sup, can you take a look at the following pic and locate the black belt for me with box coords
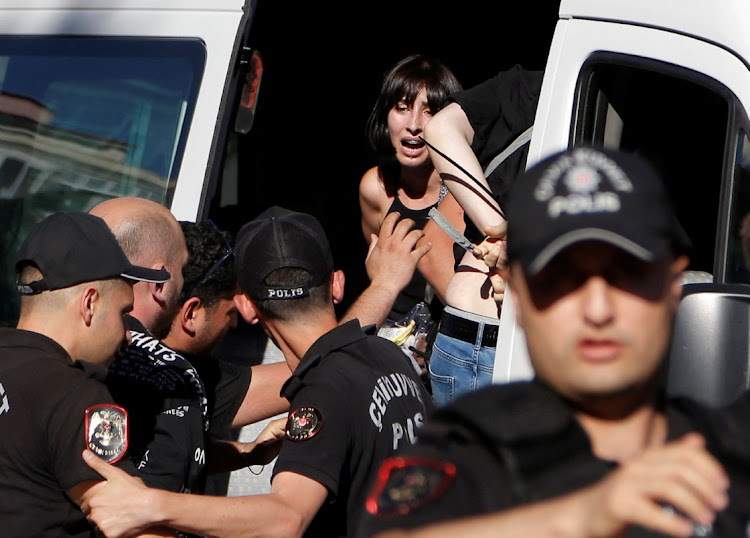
[439,310,499,348]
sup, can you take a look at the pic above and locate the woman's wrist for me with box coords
[240,441,266,475]
[240,441,254,465]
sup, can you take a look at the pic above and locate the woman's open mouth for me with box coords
[401,138,425,157]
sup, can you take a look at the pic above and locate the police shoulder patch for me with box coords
[85,404,129,463]
[286,406,323,441]
[365,456,456,517]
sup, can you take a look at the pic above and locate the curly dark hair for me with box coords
[180,220,236,309]
[365,54,462,195]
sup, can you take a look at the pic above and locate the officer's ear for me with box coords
[669,255,690,313]
[235,293,260,325]
[331,270,345,305]
[79,285,100,327]
[179,296,203,336]
[149,263,171,306]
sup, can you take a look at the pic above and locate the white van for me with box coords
[495,0,750,406]
[3,1,750,407]
[0,0,261,326]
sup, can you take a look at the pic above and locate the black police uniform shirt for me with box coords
[106,316,208,493]
[448,64,543,246]
[358,381,750,537]
[273,320,435,538]
[0,328,137,537]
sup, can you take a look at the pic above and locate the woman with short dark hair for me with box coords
[359,54,464,323]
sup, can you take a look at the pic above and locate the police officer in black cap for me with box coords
[81,206,435,538]
[0,212,169,536]
[357,147,750,537]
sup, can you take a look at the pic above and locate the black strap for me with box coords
[419,136,504,219]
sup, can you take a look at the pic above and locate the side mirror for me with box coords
[234,48,263,134]
[666,283,750,407]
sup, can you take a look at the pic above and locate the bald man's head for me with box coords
[89,197,188,339]
[90,198,184,267]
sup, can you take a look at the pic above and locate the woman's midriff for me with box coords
[444,252,501,318]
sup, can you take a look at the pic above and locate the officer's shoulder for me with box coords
[423,382,576,445]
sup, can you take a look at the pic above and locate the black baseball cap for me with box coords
[507,146,691,274]
[235,206,334,300]
[16,212,170,295]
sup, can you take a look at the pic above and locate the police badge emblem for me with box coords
[85,404,128,463]
[286,406,323,441]
[366,456,456,516]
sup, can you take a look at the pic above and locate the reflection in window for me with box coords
[0,38,205,326]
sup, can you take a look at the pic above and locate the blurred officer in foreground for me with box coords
[358,147,750,537]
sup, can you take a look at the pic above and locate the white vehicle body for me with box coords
[529,0,750,164]
[495,0,750,406]
[0,0,256,325]
[0,0,249,219]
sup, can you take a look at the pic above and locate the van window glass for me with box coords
[727,131,750,283]
[575,57,729,277]
[0,38,205,326]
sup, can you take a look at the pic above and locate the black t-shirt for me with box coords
[272,320,435,537]
[358,381,750,537]
[106,316,207,493]
[385,199,433,321]
[187,353,253,440]
[385,195,445,322]
[184,353,253,499]
[0,328,137,537]
[449,64,543,243]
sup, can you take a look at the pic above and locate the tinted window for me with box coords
[728,130,750,283]
[574,55,730,276]
[0,38,205,326]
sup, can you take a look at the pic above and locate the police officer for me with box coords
[89,197,429,499]
[357,147,750,537]
[81,206,435,538]
[0,212,168,536]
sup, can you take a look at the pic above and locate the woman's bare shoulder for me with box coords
[359,166,389,207]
